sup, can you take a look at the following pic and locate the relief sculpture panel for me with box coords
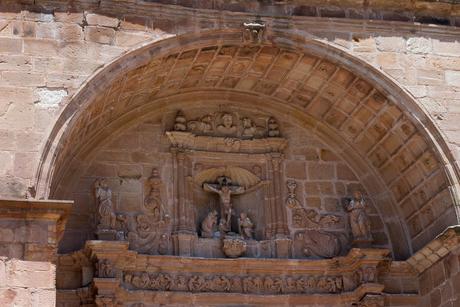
[76,106,384,261]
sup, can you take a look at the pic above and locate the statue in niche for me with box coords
[346,191,372,241]
[238,212,254,240]
[94,179,116,230]
[216,113,237,136]
[203,176,245,233]
[201,210,218,238]
[144,168,163,218]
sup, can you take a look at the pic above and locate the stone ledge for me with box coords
[0,198,73,261]
[406,225,460,274]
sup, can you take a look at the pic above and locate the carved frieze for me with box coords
[123,271,344,294]
[170,110,282,140]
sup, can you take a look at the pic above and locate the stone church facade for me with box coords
[0,1,460,306]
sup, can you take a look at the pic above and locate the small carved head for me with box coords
[353,191,363,200]
[221,113,233,128]
[151,168,159,177]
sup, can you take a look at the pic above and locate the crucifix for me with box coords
[203,176,245,233]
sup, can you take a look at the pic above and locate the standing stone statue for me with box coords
[94,179,116,230]
[346,191,372,241]
[203,176,245,233]
[238,212,254,240]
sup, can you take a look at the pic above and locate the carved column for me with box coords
[171,148,196,256]
[265,157,277,239]
[271,153,289,237]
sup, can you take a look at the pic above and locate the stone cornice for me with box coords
[0,198,73,221]
[5,0,460,34]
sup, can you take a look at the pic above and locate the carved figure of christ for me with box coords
[203,181,245,231]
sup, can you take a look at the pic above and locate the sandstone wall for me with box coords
[0,257,56,307]
[0,2,459,203]
[61,110,389,253]
[418,246,460,307]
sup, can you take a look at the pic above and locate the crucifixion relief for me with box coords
[203,176,245,234]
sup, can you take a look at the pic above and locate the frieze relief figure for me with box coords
[346,191,373,242]
[216,113,238,136]
[97,259,115,278]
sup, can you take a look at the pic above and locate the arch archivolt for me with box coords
[37,29,459,259]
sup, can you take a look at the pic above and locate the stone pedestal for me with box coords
[96,229,118,241]
[275,238,291,258]
[172,233,196,256]
[352,239,373,248]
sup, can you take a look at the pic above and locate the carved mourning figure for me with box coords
[238,212,254,239]
[94,179,116,230]
[346,191,372,241]
[201,210,218,238]
[144,168,162,217]
[203,176,245,233]
[216,113,237,136]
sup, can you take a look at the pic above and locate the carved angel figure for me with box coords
[346,191,372,241]
[94,179,116,230]
[238,212,254,239]
[201,210,218,238]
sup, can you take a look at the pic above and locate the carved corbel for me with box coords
[243,18,266,44]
